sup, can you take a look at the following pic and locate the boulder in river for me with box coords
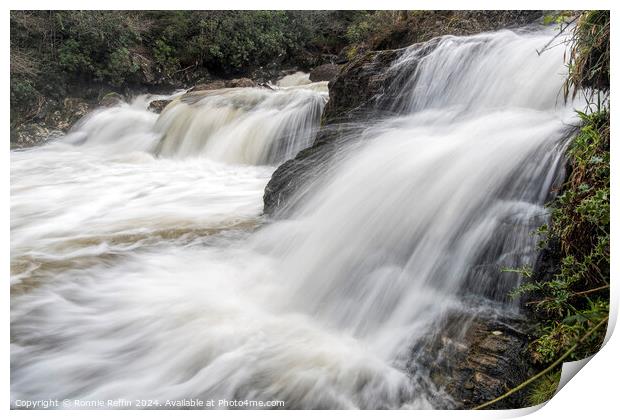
[10,123,64,149]
[99,92,125,107]
[227,77,256,88]
[45,97,92,132]
[188,78,257,92]
[10,96,93,148]
[309,63,341,83]
[148,99,172,114]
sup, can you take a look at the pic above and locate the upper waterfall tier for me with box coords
[155,82,328,165]
[54,78,328,167]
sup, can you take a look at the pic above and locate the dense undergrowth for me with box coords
[10,10,541,131]
[9,11,378,124]
[510,10,610,406]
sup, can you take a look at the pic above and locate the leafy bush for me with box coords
[10,78,40,115]
[58,39,94,74]
[153,39,179,78]
[100,47,141,87]
[10,11,365,96]
[345,11,404,45]
[11,10,381,126]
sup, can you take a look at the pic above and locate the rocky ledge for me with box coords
[10,97,93,149]
[412,310,537,409]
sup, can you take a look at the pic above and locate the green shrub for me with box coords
[153,39,179,78]
[100,47,140,87]
[58,39,94,74]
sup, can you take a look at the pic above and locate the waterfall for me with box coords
[156,83,327,164]
[385,30,570,113]
[56,81,327,165]
[11,28,580,409]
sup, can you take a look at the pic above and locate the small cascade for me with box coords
[155,83,327,164]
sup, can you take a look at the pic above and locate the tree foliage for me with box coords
[10,10,369,123]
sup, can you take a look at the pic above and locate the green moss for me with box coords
[345,46,359,61]
[527,370,561,406]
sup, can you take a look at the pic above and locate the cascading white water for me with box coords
[387,30,569,113]
[11,29,581,409]
[10,80,327,289]
[156,82,327,164]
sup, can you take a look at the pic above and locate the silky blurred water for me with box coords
[11,28,580,408]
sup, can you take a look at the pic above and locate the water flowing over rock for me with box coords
[188,77,257,92]
[155,81,328,165]
[147,99,172,114]
[263,28,579,406]
[264,29,572,214]
[11,27,582,409]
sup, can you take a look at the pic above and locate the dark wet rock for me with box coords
[10,123,64,149]
[188,78,256,92]
[322,49,403,124]
[11,97,93,148]
[309,63,341,83]
[411,310,537,409]
[227,77,256,88]
[148,99,172,114]
[264,133,340,216]
[44,97,92,132]
[99,92,124,107]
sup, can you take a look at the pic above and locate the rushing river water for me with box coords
[11,27,580,408]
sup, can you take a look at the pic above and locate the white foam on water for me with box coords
[11,28,582,408]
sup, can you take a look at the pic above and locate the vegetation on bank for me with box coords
[10,10,369,125]
[507,10,610,407]
[10,10,542,132]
